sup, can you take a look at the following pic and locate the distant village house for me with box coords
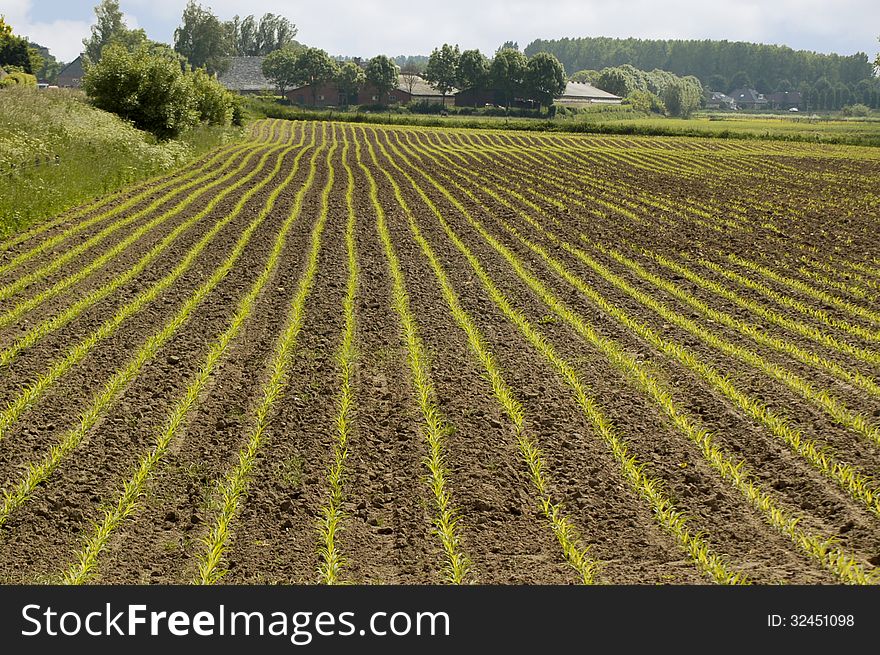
[57,56,84,88]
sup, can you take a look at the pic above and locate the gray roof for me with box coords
[218,56,271,92]
[58,56,84,79]
[561,82,620,100]
[730,88,767,103]
[398,75,455,97]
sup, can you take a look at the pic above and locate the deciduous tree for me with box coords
[173,1,231,75]
[262,47,300,95]
[490,47,527,108]
[83,0,147,64]
[424,43,459,106]
[524,52,566,109]
[365,55,398,105]
[336,61,365,105]
[457,49,489,92]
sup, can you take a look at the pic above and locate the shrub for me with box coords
[84,44,199,138]
[0,71,37,88]
[626,90,665,114]
[191,68,233,126]
[841,103,871,117]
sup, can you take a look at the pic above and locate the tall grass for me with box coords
[0,87,242,236]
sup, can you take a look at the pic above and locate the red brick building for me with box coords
[286,75,446,107]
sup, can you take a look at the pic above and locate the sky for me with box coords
[3,0,879,65]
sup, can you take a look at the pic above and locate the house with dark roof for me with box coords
[706,91,737,110]
[767,91,802,110]
[218,56,271,94]
[286,75,450,107]
[57,56,84,88]
[729,88,768,110]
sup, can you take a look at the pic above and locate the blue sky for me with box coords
[5,0,880,65]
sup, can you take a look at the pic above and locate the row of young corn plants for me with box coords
[725,253,880,327]
[0,134,298,341]
[382,127,876,583]
[0,124,276,286]
[367,127,617,584]
[374,126,747,584]
[514,132,862,246]
[0,128,313,446]
[0,122,267,261]
[487,134,754,235]
[421,131,880,357]
[797,255,880,295]
[0,133,283,307]
[401,132,880,517]
[695,257,880,346]
[430,131,744,236]
[352,129,471,585]
[599,248,880,401]
[316,128,358,585]
[58,122,320,586]
[195,126,333,585]
[0,131,317,530]
[794,265,877,302]
[0,129,305,365]
[638,249,880,368]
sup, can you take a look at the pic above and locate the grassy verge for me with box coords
[247,98,880,147]
[0,87,243,237]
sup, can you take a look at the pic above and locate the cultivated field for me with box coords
[0,118,879,584]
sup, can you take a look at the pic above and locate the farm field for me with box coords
[0,118,879,585]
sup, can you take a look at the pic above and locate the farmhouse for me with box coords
[729,87,768,110]
[217,56,272,94]
[57,56,84,88]
[705,91,737,110]
[767,90,802,110]
[555,82,622,106]
[286,75,450,107]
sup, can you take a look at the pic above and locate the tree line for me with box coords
[525,36,875,93]
[260,42,568,111]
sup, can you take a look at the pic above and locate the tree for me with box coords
[83,0,147,64]
[705,73,727,92]
[729,70,752,91]
[490,47,528,108]
[173,1,231,75]
[262,47,299,95]
[663,76,703,117]
[0,17,36,73]
[400,65,420,95]
[497,41,519,54]
[457,49,489,92]
[595,66,644,97]
[83,44,199,138]
[228,13,298,56]
[571,69,599,85]
[336,61,365,105]
[775,78,792,92]
[365,55,398,106]
[424,43,459,106]
[29,42,61,83]
[291,47,337,105]
[524,52,566,110]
